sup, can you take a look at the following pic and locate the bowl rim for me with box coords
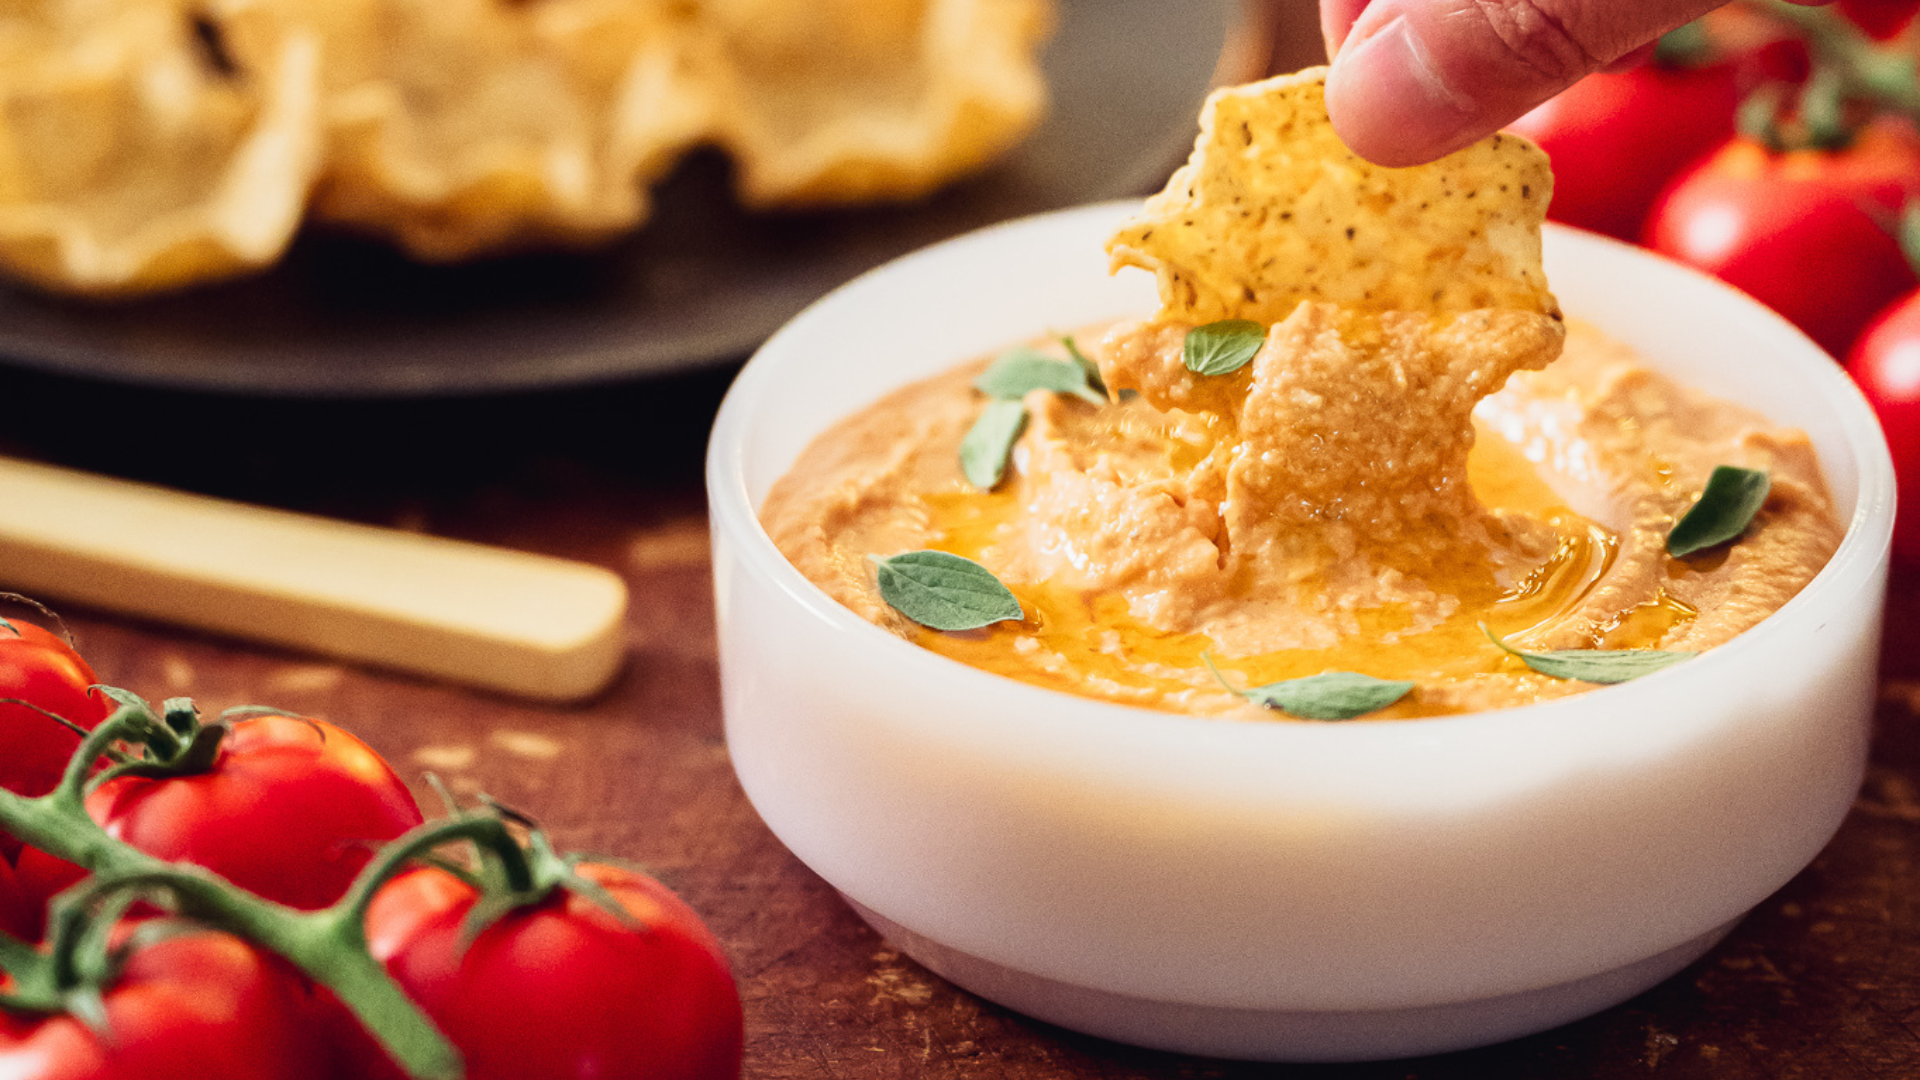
[705,200,1897,750]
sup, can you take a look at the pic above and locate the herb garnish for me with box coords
[973,346,1106,406]
[1182,320,1266,376]
[959,399,1028,489]
[1667,465,1771,557]
[1481,623,1695,684]
[961,340,1108,490]
[871,550,1023,631]
[1203,653,1413,720]
[1061,334,1106,396]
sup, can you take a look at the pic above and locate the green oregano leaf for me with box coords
[1182,320,1265,376]
[871,550,1023,631]
[1667,465,1771,557]
[964,340,1106,489]
[1060,333,1105,394]
[1482,624,1696,685]
[1203,653,1412,720]
[974,346,1106,406]
[959,399,1029,490]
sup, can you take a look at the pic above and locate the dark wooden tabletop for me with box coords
[1,358,1916,1080]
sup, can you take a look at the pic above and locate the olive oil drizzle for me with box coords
[912,419,1694,719]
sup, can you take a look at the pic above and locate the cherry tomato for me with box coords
[354,863,744,1080]
[8,848,68,941]
[1645,121,1920,357]
[1847,288,1920,563]
[1507,62,1741,241]
[0,621,108,802]
[0,926,334,1080]
[0,621,109,867]
[16,715,422,913]
[1838,0,1920,38]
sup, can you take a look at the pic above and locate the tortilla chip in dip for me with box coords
[759,71,1841,721]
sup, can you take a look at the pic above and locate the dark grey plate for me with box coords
[0,0,1258,397]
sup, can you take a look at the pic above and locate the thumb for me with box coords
[1323,0,1728,166]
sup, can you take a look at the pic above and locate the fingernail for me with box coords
[1326,15,1481,165]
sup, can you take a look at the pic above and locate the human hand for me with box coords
[1318,0,1828,165]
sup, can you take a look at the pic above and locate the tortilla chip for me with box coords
[1107,67,1558,325]
[0,0,322,295]
[305,0,697,261]
[0,0,1054,291]
[700,0,1051,207]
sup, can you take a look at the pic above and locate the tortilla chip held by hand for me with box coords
[1107,67,1559,325]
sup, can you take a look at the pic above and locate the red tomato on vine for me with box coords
[1837,0,1920,38]
[16,714,423,914]
[1848,287,1920,563]
[1507,61,1742,241]
[0,926,334,1080]
[355,863,744,1080]
[0,620,108,802]
[0,618,109,868]
[1645,120,1920,357]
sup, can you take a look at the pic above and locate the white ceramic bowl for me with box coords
[706,203,1896,1062]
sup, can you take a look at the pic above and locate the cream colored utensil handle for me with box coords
[0,456,627,702]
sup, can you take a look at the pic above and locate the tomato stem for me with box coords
[0,929,47,1010]
[0,698,94,740]
[42,865,463,1079]
[1653,20,1715,68]
[1736,83,1791,151]
[0,593,79,647]
[1750,0,1920,137]
[0,932,36,971]
[335,812,527,933]
[0,689,465,1080]
[1801,66,1853,148]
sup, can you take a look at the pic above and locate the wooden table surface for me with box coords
[1,359,1917,1080]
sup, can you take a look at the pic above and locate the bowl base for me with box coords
[846,898,1739,1063]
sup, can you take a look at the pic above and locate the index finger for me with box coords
[1320,0,1373,58]
[1322,0,1729,165]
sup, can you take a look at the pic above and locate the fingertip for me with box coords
[1325,12,1484,167]
[1320,0,1374,61]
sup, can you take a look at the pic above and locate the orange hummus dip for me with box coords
[757,71,1843,720]
[758,319,1842,720]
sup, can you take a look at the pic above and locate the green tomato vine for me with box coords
[0,690,596,1080]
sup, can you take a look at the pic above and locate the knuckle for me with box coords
[1463,0,1600,83]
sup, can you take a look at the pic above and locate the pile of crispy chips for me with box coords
[0,0,1051,295]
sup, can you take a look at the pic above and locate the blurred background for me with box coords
[0,0,1323,515]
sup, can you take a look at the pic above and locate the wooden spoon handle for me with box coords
[0,456,627,702]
